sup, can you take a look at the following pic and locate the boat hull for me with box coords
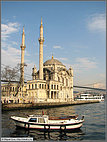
[12,119,84,131]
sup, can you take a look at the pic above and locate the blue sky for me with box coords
[1,1,106,88]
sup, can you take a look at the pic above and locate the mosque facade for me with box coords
[1,18,74,103]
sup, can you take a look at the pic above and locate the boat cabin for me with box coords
[28,115,48,123]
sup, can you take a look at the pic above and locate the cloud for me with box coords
[12,41,18,45]
[87,13,106,32]
[43,44,47,47]
[1,47,21,67]
[93,83,105,89]
[58,58,68,61]
[99,73,106,78]
[75,57,97,69]
[68,57,98,73]
[53,45,62,49]
[1,22,20,41]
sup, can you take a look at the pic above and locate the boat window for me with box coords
[38,118,44,123]
[29,118,37,122]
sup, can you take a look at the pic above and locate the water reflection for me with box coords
[10,127,85,141]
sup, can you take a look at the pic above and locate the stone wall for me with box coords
[2,100,100,111]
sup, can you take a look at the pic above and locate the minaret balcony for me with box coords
[38,38,44,43]
[20,45,26,49]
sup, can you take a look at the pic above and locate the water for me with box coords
[2,102,106,141]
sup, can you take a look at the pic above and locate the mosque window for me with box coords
[35,84,37,89]
[51,85,53,89]
[48,84,49,89]
[45,84,46,89]
[32,84,33,89]
[60,86,62,90]
[39,84,41,89]
[13,87,14,91]
[62,78,64,83]
[49,75,51,80]
[29,85,30,89]
[58,77,60,82]
[42,84,44,89]
[54,85,56,89]
[20,88,21,91]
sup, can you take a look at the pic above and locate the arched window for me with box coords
[29,85,30,89]
[44,76,46,80]
[42,84,44,89]
[49,75,51,80]
[62,78,64,84]
[32,84,33,89]
[58,77,60,82]
[35,84,37,89]
[60,86,62,90]
[39,84,41,89]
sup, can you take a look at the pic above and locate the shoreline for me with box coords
[2,100,101,111]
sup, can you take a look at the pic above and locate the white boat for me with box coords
[11,114,84,131]
[76,93,104,102]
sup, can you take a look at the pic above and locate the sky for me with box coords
[1,1,106,89]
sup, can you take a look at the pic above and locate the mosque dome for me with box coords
[43,56,65,67]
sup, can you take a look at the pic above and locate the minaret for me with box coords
[32,65,37,80]
[20,27,26,85]
[38,17,44,79]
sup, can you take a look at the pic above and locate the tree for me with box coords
[1,64,20,96]
[1,63,27,98]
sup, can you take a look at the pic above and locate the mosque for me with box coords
[1,18,74,103]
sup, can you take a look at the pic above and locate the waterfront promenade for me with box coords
[2,100,100,111]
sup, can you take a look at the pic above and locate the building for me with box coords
[1,83,27,103]
[1,18,74,103]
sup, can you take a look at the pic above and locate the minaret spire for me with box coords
[52,53,53,59]
[41,17,43,25]
[38,17,44,80]
[21,26,25,46]
[20,27,26,85]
